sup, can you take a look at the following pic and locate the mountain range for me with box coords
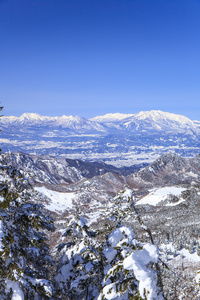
[1,110,200,167]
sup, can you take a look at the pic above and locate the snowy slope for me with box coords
[0,113,105,131]
[136,186,186,206]
[90,113,134,123]
[90,110,198,132]
[35,186,76,211]
[121,110,198,132]
[52,115,104,130]
[1,113,50,126]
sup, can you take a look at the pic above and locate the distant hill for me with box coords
[1,110,200,167]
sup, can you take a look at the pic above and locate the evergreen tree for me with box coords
[99,225,164,300]
[55,207,104,299]
[0,153,54,299]
[55,190,164,300]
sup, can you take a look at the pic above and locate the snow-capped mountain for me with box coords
[1,113,49,126]
[135,110,193,125]
[90,113,134,125]
[1,113,105,131]
[1,110,198,132]
[90,110,198,132]
[52,115,104,130]
[121,110,197,132]
[1,110,200,167]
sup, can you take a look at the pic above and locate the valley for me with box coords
[1,110,200,298]
[7,150,200,299]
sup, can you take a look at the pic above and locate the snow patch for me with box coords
[6,280,24,300]
[90,113,134,123]
[0,220,4,251]
[160,243,200,263]
[35,187,76,211]
[136,186,186,206]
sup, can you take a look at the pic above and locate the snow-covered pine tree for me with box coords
[106,189,135,227]
[0,153,54,299]
[55,207,104,300]
[97,188,164,300]
[55,189,165,300]
[99,225,164,300]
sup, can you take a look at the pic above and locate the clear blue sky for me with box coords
[1,0,200,119]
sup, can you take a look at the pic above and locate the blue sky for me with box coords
[0,0,200,119]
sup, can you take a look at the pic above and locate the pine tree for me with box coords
[97,188,164,300]
[55,206,104,299]
[55,189,165,300]
[0,153,54,299]
[98,225,164,300]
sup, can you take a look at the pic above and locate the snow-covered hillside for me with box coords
[90,113,134,126]
[121,110,197,132]
[1,151,200,299]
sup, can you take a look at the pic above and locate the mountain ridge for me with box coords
[2,109,198,125]
[1,110,200,167]
[1,110,199,134]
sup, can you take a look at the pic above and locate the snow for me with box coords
[160,242,175,253]
[29,278,53,297]
[120,188,134,201]
[135,110,194,127]
[102,226,163,300]
[1,110,196,130]
[86,211,103,225]
[1,113,105,131]
[0,138,11,143]
[6,280,24,300]
[160,243,200,263]
[90,113,134,123]
[55,240,88,283]
[107,227,134,248]
[103,227,136,264]
[100,283,122,299]
[124,246,160,300]
[187,171,199,178]
[35,186,76,211]
[85,262,94,273]
[121,110,197,133]
[136,186,186,206]
[179,248,200,262]
[103,247,117,263]
[165,199,185,206]
[0,220,4,251]
[196,272,200,284]
[1,110,200,168]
